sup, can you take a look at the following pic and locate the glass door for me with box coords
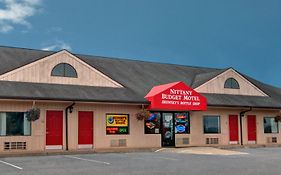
[161,113,175,147]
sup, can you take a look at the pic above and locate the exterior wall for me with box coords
[175,108,280,147]
[68,103,161,150]
[195,69,267,96]
[0,100,280,154]
[0,101,161,153]
[0,51,122,88]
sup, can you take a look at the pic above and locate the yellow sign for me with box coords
[106,114,128,127]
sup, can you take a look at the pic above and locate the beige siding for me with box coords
[0,100,280,154]
[195,69,267,96]
[0,51,122,88]
[0,101,161,153]
[176,108,280,147]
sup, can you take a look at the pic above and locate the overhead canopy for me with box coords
[145,81,207,111]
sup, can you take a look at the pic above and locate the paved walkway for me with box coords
[158,147,248,155]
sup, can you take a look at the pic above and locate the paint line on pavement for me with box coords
[64,155,111,165]
[153,156,179,161]
[155,148,166,152]
[0,160,23,170]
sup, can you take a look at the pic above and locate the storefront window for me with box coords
[0,112,31,136]
[203,116,220,134]
[264,117,278,133]
[175,113,190,134]
[145,112,160,134]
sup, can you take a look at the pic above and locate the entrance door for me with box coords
[46,110,63,149]
[161,113,175,147]
[229,115,239,144]
[78,111,93,148]
[247,115,257,143]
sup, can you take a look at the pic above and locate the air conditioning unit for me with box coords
[206,138,219,144]
[4,142,26,150]
[267,137,277,144]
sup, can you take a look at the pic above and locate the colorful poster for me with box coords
[106,114,128,127]
[106,114,129,134]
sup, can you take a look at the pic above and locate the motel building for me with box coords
[0,46,281,154]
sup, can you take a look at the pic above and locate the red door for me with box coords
[247,115,257,142]
[46,111,63,146]
[78,111,93,145]
[229,115,239,143]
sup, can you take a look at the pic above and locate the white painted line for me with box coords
[0,160,23,170]
[64,155,110,165]
[154,156,179,161]
[155,148,166,152]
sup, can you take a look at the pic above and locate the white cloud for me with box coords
[0,0,41,33]
[42,40,72,51]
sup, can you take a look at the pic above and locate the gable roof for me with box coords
[0,45,281,108]
[194,67,268,97]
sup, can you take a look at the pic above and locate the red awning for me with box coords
[145,81,207,111]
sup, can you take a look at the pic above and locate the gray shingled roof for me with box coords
[0,81,146,103]
[0,46,281,109]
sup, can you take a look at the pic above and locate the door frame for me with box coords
[160,112,176,147]
[153,111,189,147]
[45,110,63,150]
[78,111,94,149]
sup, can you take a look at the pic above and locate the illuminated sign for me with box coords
[106,114,129,134]
[175,113,190,134]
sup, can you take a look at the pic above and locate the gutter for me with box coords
[239,107,252,145]
[65,102,75,151]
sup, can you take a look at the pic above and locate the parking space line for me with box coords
[0,160,23,170]
[155,148,166,152]
[153,156,179,161]
[64,155,111,165]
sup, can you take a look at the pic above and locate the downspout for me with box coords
[239,107,252,145]
[65,102,75,151]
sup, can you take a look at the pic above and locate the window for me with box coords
[264,117,278,133]
[145,112,160,134]
[224,78,240,89]
[0,112,31,136]
[175,113,190,134]
[203,116,220,134]
[51,63,77,78]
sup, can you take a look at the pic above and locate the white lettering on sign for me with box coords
[161,88,201,106]
[170,89,193,95]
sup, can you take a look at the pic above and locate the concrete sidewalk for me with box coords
[158,147,248,155]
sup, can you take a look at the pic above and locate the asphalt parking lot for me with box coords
[1,147,281,175]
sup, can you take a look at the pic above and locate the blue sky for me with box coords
[1,0,281,87]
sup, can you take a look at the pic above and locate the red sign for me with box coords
[145,81,207,111]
